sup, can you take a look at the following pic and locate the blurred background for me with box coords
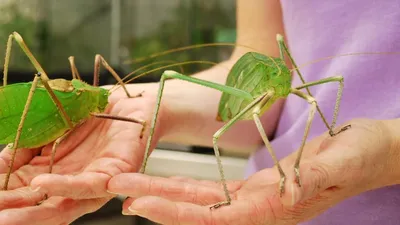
[0,0,248,224]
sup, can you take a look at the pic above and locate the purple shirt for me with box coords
[245,1,400,224]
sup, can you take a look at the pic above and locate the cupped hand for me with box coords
[107,118,400,225]
[0,84,162,225]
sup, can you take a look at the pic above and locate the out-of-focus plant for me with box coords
[0,0,41,71]
[124,0,236,82]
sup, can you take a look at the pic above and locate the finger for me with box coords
[124,196,263,225]
[0,187,46,210]
[280,153,349,207]
[0,146,40,173]
[30,172,112,199]
[30,156,133,199]
[0,196,110,225]
[125,196,213,225]
[169,176,243,192]
[30,122,93,166]
[108,173,228,205]
[0,164,49,190]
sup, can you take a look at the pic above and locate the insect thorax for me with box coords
[247,52,291,98]
[216,52,291,121]
[70,79,110,113]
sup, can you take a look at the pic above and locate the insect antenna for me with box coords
[109,60,227,93]
[122,42,259,65]
[110,42,262,93]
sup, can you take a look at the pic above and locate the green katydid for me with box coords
[0,31,147,191]
[135,33,352,209]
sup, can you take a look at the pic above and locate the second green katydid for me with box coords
[0,32,146,192]
[138,34,351,209]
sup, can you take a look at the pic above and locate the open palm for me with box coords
[0,88,159,225]
[108,119,398,225]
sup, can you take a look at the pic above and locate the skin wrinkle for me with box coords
[68,172,108,198]
[1,188,36,209]
[184,182,201,205]
[169,202,188,225]
[249,200,266,225]
[307,162,332,193]
[208,210,217,225]
[1,148,36,170]
[13,168,32,187]
[86,157,132,176]
[147,176,158,199]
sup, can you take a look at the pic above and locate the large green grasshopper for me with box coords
[137,34,351,209]
[0,32,146,191]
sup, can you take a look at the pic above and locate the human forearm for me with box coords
[155,0,288,152]
[381,118,400,185]
[156,61,266,151]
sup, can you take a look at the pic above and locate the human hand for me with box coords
[107,118,400,225]
[0,84,164,225]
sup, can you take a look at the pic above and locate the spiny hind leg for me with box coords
[49,131,74,174]
[3,34,12,86]
[137,70,265,209]
[210,94,270,209]
[250,90,286,196]
[35,130,74,204]
[252,113,286,196]
[3,32,52,85]
[290,89,317,186]
[3,74,40,190]
[2,32,73,129]
[93,55,143,98]
[294,76,351,136]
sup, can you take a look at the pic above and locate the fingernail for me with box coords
[122,206,140,216]
[122,209,131,215]
[30,186,41,192]
[106,190,119,195]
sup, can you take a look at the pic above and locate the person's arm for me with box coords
[148,0,288,153]
[383,118,400,185]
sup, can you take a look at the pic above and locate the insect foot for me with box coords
[209,201,231,210]
[279,175,286,197]
[131,90,145,98]
[329,124,352,137]
[294,166,302,187]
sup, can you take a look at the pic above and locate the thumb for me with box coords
[280,157,339,207]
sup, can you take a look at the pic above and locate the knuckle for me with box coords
[308,162,331,191]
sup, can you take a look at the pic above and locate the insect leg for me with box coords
[3,32,50,81]
[276,34,333,134]
[37,74,74,129]
[93,55,142,98]
[210,94,269,209]
[251,91,287,196]
[91,113,146,138]
[3,35,12,86]
[3,74,40,190]
[294,76,350,136]
[139,70,253,174]
[49,131,73,174]
[1,32,73,128]
[290,88,317,187]
[68,56,82,80]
